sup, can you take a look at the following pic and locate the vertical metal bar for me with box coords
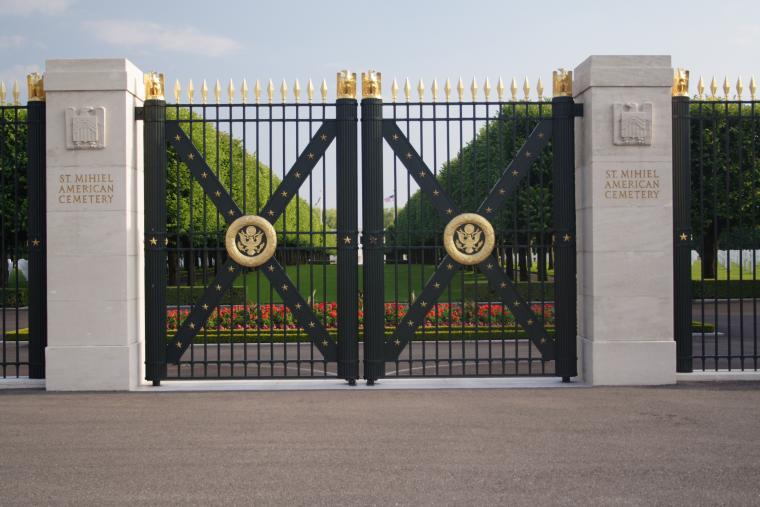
[144,98,168,385]
[551,96,577,381]
[361,95,385,383]
[673,95,693,372]
[26,99,46,378]
[336,96,359,383]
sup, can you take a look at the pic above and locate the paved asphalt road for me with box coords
[1,383,759,506]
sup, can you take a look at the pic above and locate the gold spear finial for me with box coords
[173,79,181,103]
[417,78,425,102]
[293,79,301,103]
[710,77,718,99]
[241,79,248,104]
[201,79,208,104]
[320,78,328,103]
[214,79,221,104]
[307,79,314,103]
[736,77,743,100]
[457,77,464,102]
[444,78,451,101]
[188,79,194,104]
[523,76,530,101]
[12,80,19,105]
[267,79,274,103]
[228,79,235,103]
[723,76,730,99]
[280,79,288,103]
[431,79,438,102]
[404,77,411,102]
[0,81,6,105]
[510,77,517,102]
[750,77,757,100]
[254,80,261,104]
[484,77,491,101]
[27,72,44,102]
[391,78,399,102]
[537,77,544,101]
[697,76,704,99]
[470,76,478,101]
[497,77,505,101]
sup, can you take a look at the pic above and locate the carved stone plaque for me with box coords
[613,103,652,146]
[65,107,106,149]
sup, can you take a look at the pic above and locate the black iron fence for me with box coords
[0,87,46,379]
[674,81,760,372]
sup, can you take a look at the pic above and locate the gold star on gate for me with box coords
[498,188,506,194]
[295,303,302,310]
[405,152,413,159]
[215,190,221,197]
[538,132,544,139]
[527,319,534,325]
[188,153,195,160]
[267,210,275,217]
[418,171,425,178]
[525,151,532,158]
[320,133,328,141]
[309,321,316,328]
[201,171,208,179]
[343,236,352,245]
[434,282,440,288]
[228,265,236,273]
[679,232,688,241]
[31,239,40,246]
[176,341,183,348]
[563,234,572,242]
[307,152,315,160]
[446,208,453,215]
[512,170,519,176]
[420,301,428,308]
[189,322,195,330]
[514,300,520,306]
[486,263,493,269]
[174,134,181,141]
[392,133,399,141]
[228,209,235,216]
[432,189,439,196]
[281,284,288,291]
[394,339,401,346]
[446,263,454,270]
[407,320,414,326]
[202,304,209,310]
[485,207,493,214]
[281,191,288,198]
[215,284,222,291]
[499,282,507,288]
[294,171,301,179]
[267,265,275,272]
[321,340,329,347]
[149,237,158,246]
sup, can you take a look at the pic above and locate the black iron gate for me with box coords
[143,70,579,384]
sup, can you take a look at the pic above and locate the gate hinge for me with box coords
[573,103,584,117]
[135,106,144,120]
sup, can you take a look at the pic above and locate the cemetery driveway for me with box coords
[0,383,759,505]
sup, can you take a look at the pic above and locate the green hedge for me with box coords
[1,288,27,307]
[165,286,247,307]
[692,280,759,299]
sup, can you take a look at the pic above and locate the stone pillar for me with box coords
[44,59,144,390]
[574,56,676,385]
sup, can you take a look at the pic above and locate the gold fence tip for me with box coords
[27,72,44,102]
[173,79,180,103]
[510,77,517,101]
[470,76,478,101]
[417,78,425,102]
[228,78,235,103]
[254,80,261,104]
[722,76,730,99]
[201,79,208,104]
[320,78,328,103]
[697,76,704,99]
[307,78,314,103]
[750,76,757,100]
[497,77,505,101]
[404,77,411,102]
[484,77,491,101]
[552,69,572,98]
[144,71,165,101]
[391,78,399,103]
[361,70,381,100]
[188,79,194,104]
[456,77,464,102]
[736,77,743,100]
[444,78,451,101]
[522,76,530,101]
[336,70,356,100]
[537,77,544,101]
[431,78,438,102]
[293,79,301,103]
[672,68,689,97]
[0,81,6,105]
[214,79,221,104]
[241,79,248,104]
[267,79,274,103]
[12,79,20,105]
[709,76,718,99]
[280,79,288,103]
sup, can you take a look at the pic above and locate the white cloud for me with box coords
[0,35,26,49]
[83,19,241,58]
[0,0,73,15]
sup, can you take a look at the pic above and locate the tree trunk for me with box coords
[504,247,514,279]
[536,246,548,282]
[701,222,718,279]
[548,245,554,270]
[181,235,195,285]
[167,250,177,286]
[518,247,529,282]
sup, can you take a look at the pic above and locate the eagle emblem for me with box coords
[454,223,484,254]
[236,225,266,257]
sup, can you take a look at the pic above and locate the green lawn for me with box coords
[691,260,759,281]
[235,264,550,303]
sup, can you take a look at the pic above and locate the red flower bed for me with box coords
[167,302,554,332]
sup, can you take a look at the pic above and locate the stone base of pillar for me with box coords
[580,338,676,385]
[45,342,141,391]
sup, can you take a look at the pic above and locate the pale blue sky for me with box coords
[1,0,759,99]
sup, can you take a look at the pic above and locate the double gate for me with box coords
[142,71,579,384]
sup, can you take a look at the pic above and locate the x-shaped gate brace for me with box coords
[381,119,557,360]
[162,121,338,363]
